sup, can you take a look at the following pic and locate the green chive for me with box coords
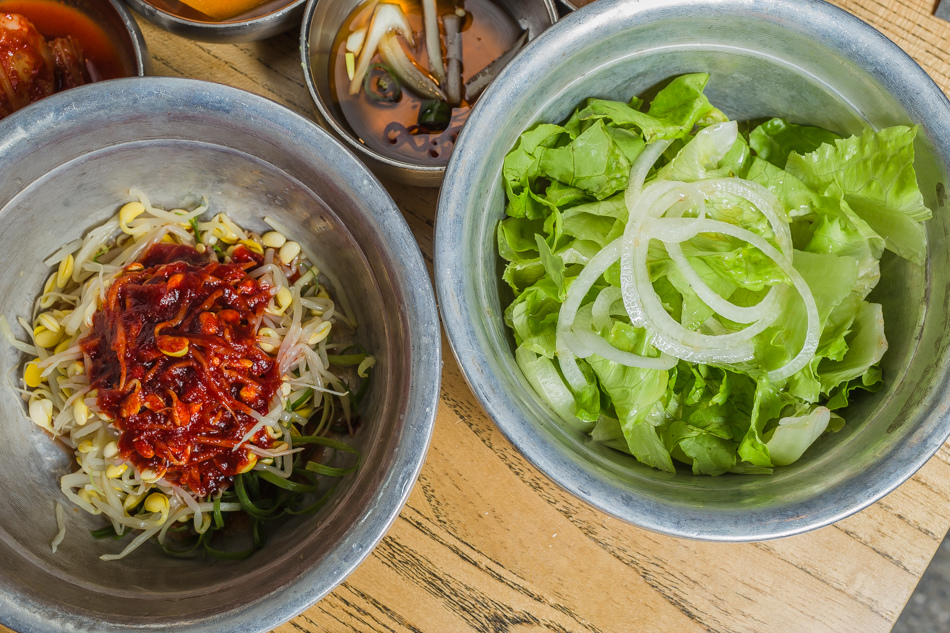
[257,470,320,494]
[326,354,367,367]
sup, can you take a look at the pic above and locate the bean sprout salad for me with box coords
[3,190,373,559]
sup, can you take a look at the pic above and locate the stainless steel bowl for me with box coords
[301,0,560,187]
[0,77,440,632]
[435,0,950,540]
[0,0,149,77]
[123,0,304,43]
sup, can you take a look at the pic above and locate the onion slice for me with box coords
[556,240,675,381]
[563,134,818,385]
[623,219,759,363]
[657,179,783,325]
[349,3,415,96]
[556,242,619,389]
[591,286,622,332]
[665,242,782,325]
[696,178,792,256]
[620,180,702,327]
[421,0,445,84]
[564,329,676,370]
[625,139,672,211]
[377,33,446,101]
[647,216,820,380]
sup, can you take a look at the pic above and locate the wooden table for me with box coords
[6,1,950,632]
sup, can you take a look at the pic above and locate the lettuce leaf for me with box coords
[764,406,831,466]
[539,119,634,199]
[516,345,595,433]
[786,126,931,263]
[819,301,888,394]
[749,118,841,168]
[563,73,714,142]
[586,323,673,472]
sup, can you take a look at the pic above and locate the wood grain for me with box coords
[4,2,950,633]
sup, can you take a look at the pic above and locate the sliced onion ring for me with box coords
[623,222,759,363]
[665,242,782,325]
[646,216,820,381]
[591,286,623,332]
[696,178,792,256]
[564,329,676,370]
[625,138,673,210]
[557,241,622,389]
[659,177,784,328]
[559,128,815,382]
[556,240,676,376]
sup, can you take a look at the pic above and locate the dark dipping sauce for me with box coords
[80,243,279,498]
[0,0,128,80]
[330,0,521,166]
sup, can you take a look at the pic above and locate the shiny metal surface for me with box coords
[300,0,559,187]
[123,0,304,43]
[0,77,440,632]
[104,0,150,75]
[435,0,950,540]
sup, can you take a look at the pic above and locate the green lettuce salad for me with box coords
[499,73,931,475]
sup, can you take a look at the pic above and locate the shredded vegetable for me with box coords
[376,31,445,101]
[349,2,415,95]
[421,0,445,84]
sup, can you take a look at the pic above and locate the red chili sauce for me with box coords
[0,0,129,81]
[80,243,280,497]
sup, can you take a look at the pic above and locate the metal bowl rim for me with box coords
[103,0,151,76]
[122,0,305,41]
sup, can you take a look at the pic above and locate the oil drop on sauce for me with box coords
[329,0,521,166]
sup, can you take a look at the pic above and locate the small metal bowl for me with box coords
[301,0,559,187]
[0,0,149,78]
[0,77,440,633]
[123,0,304,43]
[436,0,950,540]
